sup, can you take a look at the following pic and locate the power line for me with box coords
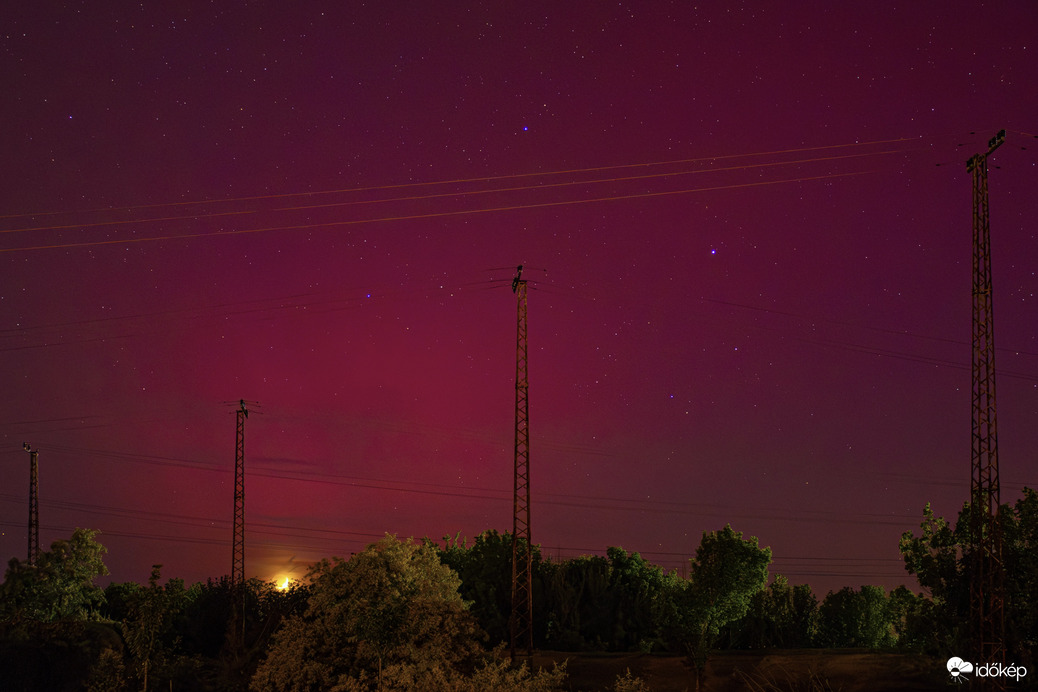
[0,170,878,254]
[0,506,914,584]
[0,135,920,222]
[21,442,1027,532]
[0,148,909,238]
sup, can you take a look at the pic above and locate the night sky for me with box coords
[2,2,1036,596]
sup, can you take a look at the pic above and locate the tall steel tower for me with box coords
[510,265,533,660]
[228,399,250,649]
[231,399,249,587]
[967,129,1005,673]
[23,444,39,565]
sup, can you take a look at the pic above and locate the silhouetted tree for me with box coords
[541,554,610,649]
[675,525,771,689]
[1001,488,1038,664]
[252,535,483,692]
[886,584,932,652]
[721,575,817,649]
[539,548,680,651]
[438,530,518,646]
[815,585,894,648]
[103,581,142,623]
[0,529,119,690]
[176,576,232,659]
[0,528,109,623]
[86,645,127,692]
[898,501,969,652]
[124,565,182,692]
[900,487,1038,668]
[604,547,681,651]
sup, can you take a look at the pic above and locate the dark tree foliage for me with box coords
[103,581,142,624]
[885,584,933,652]
[815,585,895,649]
[719,575,818,649]
[0,528,109,623]
[675,525,772,688]
[541,554,612,650]
[15,512,1018,691]
[0,620,124,692]
[253,535,484,692]
[438,530,528,646]
[539,548,681,652]
[898,502,970,652]
[123,565,185,692]
[439,533,680,653]
[900,487,1038,668]
[0,529,120,691]
[102,572,308,691]
[175,576,233,658]
[1001,488,1038,663]
[602,547,680,651]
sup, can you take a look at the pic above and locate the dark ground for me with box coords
[533,649,952,691]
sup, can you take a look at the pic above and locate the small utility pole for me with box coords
[23,443,39,565]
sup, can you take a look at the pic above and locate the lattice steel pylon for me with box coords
[231,399,248,587]
[510,265,533,660]
[229,399,249,648]
[967,129,1005,676]
[23,444,39,565]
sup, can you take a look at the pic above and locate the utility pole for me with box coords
[231,399,248,587]
[510,265,533,660]
[967,128,1005,680]
[230,399,249,647]
[23,444,39,565]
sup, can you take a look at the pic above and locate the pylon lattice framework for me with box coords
[510,270,533,659]
[26,446,39,565]
[968,130,1005,674]
[231,402,247,586]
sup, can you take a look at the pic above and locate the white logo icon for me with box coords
[948,656,1029,682]
[948,657,974,681]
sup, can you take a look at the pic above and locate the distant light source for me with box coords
[276,577,292,591]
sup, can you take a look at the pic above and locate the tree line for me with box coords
[0,487,1034,690]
